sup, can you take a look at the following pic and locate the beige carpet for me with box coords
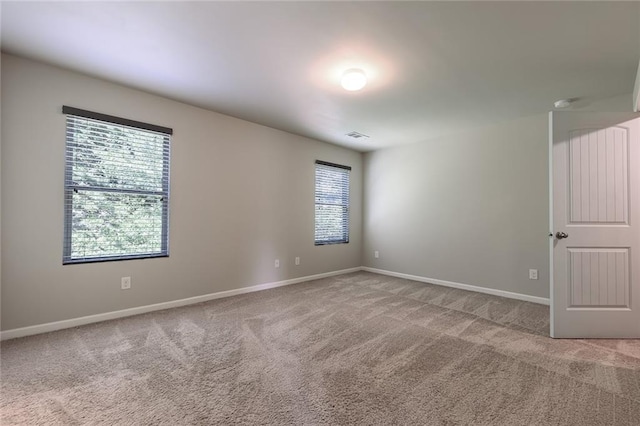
[1,271,639,425]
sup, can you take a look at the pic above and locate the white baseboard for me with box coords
[1,266,549,341]
[361,267,550,306]
[0,267,361,341]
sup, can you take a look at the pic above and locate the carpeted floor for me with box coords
[1,271,639,425]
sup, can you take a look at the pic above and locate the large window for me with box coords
[62,106,171,264]
[315,160,351,245]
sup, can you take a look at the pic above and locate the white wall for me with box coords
[0,52,3,330]
[636,3,640,112]
[0,54,363,330]
[363,115,550,298]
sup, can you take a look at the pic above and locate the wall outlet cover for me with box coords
[121,276,131,290]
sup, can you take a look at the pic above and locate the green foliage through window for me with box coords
[63,108,171,263]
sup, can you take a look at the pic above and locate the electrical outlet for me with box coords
[295,257,300,266]
[121,276,131,290]
[275,259,280,268]
[529,269,538,280]
[374,251,379,259]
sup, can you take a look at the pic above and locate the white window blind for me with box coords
[315,160,351,245]
[62,106,171,264]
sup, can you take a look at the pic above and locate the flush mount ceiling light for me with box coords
[554,99,572,108]
[341,68,367,91]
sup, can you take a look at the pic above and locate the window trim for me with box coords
[314,160,351,246]
[315,159,352,171]
[61,106,173,135]
[62,106,171,264]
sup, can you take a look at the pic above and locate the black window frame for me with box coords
[62,106,172,264]
[314,160,351,245]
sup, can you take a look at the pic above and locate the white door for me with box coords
[551,111,640,338]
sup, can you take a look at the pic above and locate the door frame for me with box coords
[548,112,556,337]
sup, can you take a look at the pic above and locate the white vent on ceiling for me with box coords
[346,131,370,139]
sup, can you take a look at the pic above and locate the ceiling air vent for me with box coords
[346,131,370,139]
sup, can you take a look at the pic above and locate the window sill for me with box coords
[63,253,169,265]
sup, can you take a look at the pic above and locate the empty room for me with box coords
[1,1,640,424]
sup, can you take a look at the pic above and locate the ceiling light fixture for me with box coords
[341,68,367,91]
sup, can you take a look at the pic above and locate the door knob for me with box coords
[555,231,569,239]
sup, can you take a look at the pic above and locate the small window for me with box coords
[315,160,351,245]
[62,106,171,264]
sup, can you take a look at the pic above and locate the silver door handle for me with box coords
[555,232,569,239]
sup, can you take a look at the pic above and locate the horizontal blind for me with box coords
[315,160,350,245]
[63,108,171,263]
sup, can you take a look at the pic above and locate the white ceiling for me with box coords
[2,1,639,152]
